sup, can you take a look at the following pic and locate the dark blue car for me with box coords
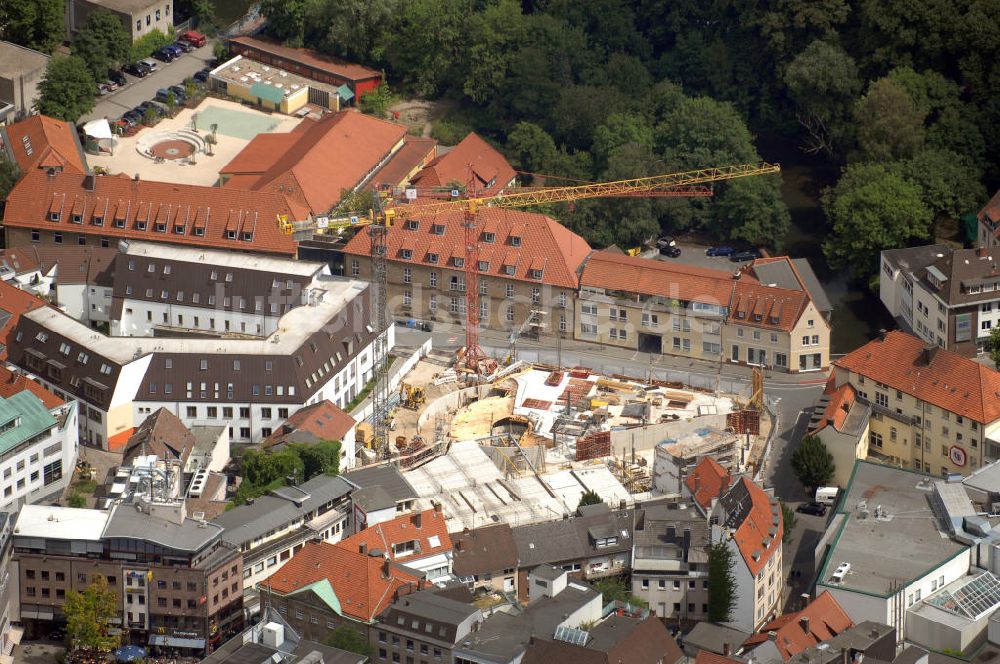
[706,246,736,257]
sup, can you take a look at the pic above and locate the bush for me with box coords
[129,28,173,62]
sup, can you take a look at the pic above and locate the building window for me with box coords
[870,432,883,449]
[350,259,360,277]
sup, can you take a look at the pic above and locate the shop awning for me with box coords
[20,609,53,620]
[149,635,205,649]
[336,84,354,102]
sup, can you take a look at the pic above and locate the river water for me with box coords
[757,136,893,355]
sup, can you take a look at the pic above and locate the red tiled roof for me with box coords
[0,247,42,275]
[228,36,382,82]
[261,400,355,449]
[221,174,264,191]
[728,280,809,332]
[411,133,516,196]
[979,188,1000,225]
[685,457,731,510]
[835,330,1000,423]
[372,137,438,189]
[338,508,451,563]
[812,383,856,433]
[0,366,63,409]
[1,115,87,174]
[743,591,854,660]
[217,133,299,175]
[730,477,783,577]
[0,279,48,362]
[220,110,407,214]
[581,251,738,305]
[108,427,135,452]
[343,208,592,289]
[696,651,744,664]
[2,170,305,256]
[263,541,420,622]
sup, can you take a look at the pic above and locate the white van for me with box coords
[815,486,839,506]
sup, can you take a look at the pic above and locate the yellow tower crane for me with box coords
[278,162,780,458]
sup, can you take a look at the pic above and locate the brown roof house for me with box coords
[261,400,356,467]
[451,523,519,596]
[522,615,684,664]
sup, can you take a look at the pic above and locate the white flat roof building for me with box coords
[14,504,110,541]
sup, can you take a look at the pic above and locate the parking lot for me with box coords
[641,240,759,271]
[80,40,218,125]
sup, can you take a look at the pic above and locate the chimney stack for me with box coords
[768,631,778,642]
[433,502,442,514]
[724,644,731,657]
[877,328,888,341]
[382,558,390,579]
[800,616,810,632]
[359,542,367,555]
[455,540,463,552]
[413,511,422,528]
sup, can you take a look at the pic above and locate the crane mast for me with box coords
[279,162,781,460]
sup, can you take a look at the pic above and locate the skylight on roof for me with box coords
[926,572,1000,620]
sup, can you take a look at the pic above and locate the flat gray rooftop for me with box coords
[0,41,49,79]
[818,462,967,597]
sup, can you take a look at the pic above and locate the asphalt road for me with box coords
[80,41,218,124]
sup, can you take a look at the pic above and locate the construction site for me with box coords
[369,356,773,533]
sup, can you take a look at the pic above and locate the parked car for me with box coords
[659,246,682,258]
[164,43,184,57]
[124,62,150,77]
[155,88,173,102]
[140,100,168,115]
[108,69,127,86]
[97,83,111,95]
[656,236,676,249]
[174,40,194,53]
[140,58,159,71]
[706,245,736,257]
[169,84,187,101]
[193,68,211,83]
[178,29,207,47]
[796,501,828,517]
[153,47,176,62]
[116,115,138,129]
[730,249,760,263]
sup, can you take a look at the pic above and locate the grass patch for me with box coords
[73,478,97,495]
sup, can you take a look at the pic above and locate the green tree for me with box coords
[0,0,65,53]
[37,56,96,122]
[307,0,397,62]
[379,0,467,97]
[241,448,305,488]
[184,77,197,100]
[72,9,132,82]
[784,40,861,156]
[708,540,737,622]
[67,492,86,508]
[142,106,158,126]
[0,157,20,203]
[896,149,986,222]
[323,626,372,656]
[505,122,560,183]
[822,162,933,281]
[791,434,836,491]
[591,112,655,173]
[988,327,1000,370]
[358,82,395,118]
[463,0,526,105]
[578,489,603,508]
[291,440,342,480]
[191,0,218,33]
[260,0,307,46]
[854,77,926,162]
[213,41,229,64]
[165,90,177,113]
[781,502,797,544]
[714,175,790,250]
[592,577,647,608]
[64,575,120,652]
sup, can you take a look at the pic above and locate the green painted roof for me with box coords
[249,82,284,104]
[0,392,56,456]
[336,84,354,102]
[288,578,342,616]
